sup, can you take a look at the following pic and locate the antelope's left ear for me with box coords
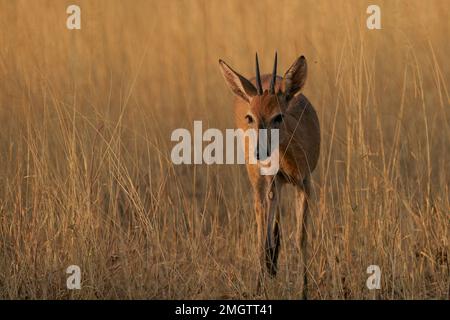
[282,55,307,101]
[219,59,257,103]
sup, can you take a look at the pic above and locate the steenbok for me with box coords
[219,53,320,298]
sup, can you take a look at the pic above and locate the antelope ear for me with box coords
[282,55,307,101]
[219,59,257,103]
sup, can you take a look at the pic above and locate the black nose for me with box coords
[256,149,270,161]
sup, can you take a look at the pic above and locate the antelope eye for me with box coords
[245,115,254,124]
[273,114,283,124]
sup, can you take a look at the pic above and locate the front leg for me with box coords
[255,176,283,292]
[296,177,311,299]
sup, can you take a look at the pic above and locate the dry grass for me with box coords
[0,0,448,299]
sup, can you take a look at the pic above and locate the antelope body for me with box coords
[219,53,320,298]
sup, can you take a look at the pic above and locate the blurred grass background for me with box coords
[0,0,448,299]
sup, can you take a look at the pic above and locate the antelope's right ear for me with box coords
[282,55,307,101]
[219,59,257,103]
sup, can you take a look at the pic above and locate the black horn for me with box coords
[269,52,277,94]
[255,53,263,95]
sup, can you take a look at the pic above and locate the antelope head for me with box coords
[219,53,308,163]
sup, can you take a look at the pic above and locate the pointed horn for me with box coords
[255,52,263,95]
[269,52,277,94]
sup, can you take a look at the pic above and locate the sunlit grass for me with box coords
[0,0,448,299]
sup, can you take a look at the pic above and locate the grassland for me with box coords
[0,0,448,299]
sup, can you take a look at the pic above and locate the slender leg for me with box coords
[263,177,282,277]
[254,191,265,295]
[296,178,310,299]
[255,176,282,295]
[266,214,281,276]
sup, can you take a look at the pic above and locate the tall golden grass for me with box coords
[0,0,448,299]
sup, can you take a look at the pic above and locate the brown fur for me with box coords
[219,56,320,298]
[234,75,320,185]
